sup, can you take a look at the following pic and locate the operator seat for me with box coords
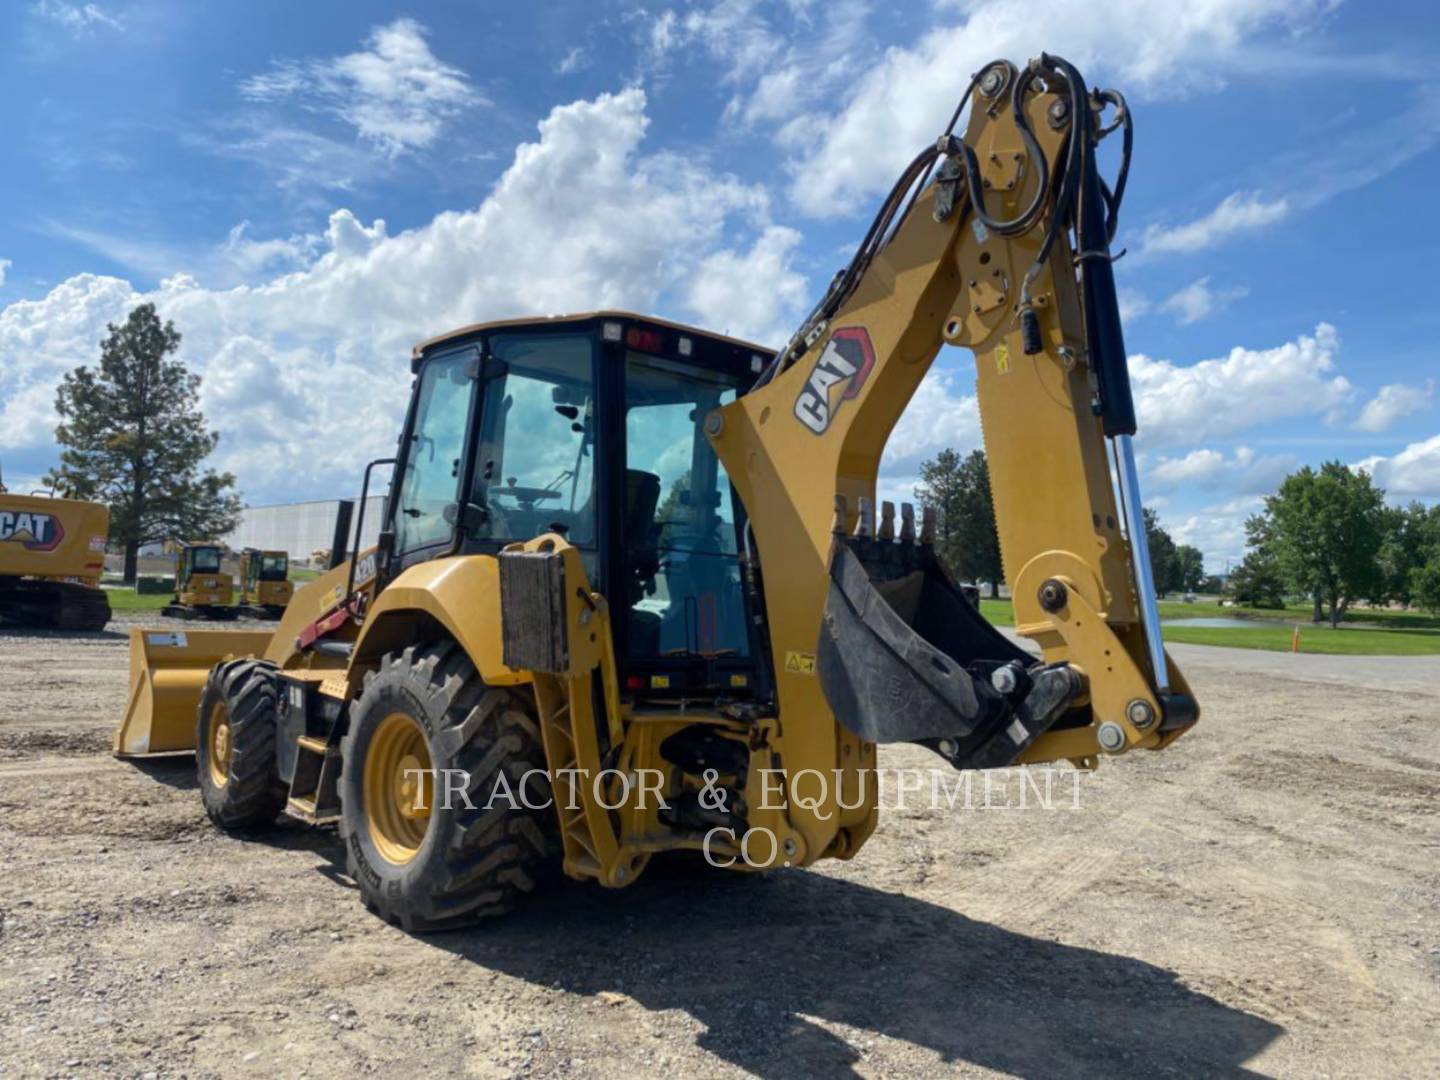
[624,469,663,656]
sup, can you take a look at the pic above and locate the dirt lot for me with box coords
[1,614,1437,1078]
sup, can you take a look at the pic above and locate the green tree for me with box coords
[1378,502,1440,606]
[916,448,1004,596]
[52,303,242,583]
[915,448,966,574]
[1227,548,1287,608]
[1246,462,1386,627]
[1174,544,1206,593]
[1413,558,1440,615]
[1143,507,1179,595]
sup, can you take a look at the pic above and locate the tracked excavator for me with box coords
[115,54,1198,929]
[237,548,293,619]
[0,487,112,632]
[161,541,238,620]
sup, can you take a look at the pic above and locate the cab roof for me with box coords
[411,310,774,360]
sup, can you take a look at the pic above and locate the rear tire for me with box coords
[339,643,552,932]
[196,659,287,829]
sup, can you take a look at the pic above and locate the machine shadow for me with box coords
[127,755,199,790]
[428,857,1283,1078]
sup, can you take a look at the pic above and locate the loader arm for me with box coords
[710,56,1197,771]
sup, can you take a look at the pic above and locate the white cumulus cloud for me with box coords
[1130,323,1352,445]
[0,90,806,503]
[1353,380,1433,433]
[775,0,1335,215]
[1144,445,1295,494]
[686,226,809,345]
[1356,434,1440,499]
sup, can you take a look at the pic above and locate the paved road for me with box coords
[1002,630,1438,697]
[1165,641,1438,697]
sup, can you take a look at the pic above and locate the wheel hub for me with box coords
[207,702,231,788]
[395,752,430,821]
[364,712,435,865]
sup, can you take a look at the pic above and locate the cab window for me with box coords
[623,352,748,659]
[191,547,221,573]
[466,333,597,547]
[392,351,474,557]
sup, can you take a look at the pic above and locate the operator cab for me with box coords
[243,549,288,590]
[180,543,222,585]
[385,312,774,700]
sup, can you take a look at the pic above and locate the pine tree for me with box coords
[52,303,242,582]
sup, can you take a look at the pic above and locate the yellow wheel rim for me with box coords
[207,701,231,788]
[364,711,434,866]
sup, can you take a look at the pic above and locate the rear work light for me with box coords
[626,327,664,353]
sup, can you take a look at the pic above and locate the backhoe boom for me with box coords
[709,56,1198,774]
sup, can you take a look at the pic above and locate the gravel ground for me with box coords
[1,612,1437,1078]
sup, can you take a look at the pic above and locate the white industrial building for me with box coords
[224,496,386,564]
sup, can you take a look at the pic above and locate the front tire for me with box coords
[340,643,552,932]
[196,658,287,829]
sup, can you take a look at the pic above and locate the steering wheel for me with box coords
[493,485,562,508]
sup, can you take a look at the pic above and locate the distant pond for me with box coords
[1162,617,1267,629]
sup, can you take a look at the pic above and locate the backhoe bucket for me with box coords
[114,627,273,757]
[817,531,1080,770]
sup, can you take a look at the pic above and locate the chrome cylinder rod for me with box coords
[1113,433,1170,694]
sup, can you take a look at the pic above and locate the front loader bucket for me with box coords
[817,533,1081,770]
[114,627,273,757]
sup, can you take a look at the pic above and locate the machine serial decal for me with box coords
[793,327,876,434]
[0,510,63,551]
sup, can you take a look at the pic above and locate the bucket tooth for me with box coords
[878,501,895,541]
[854,497,874,539]
[831,493,849,535]
[920,505,937,545]
[900,503,916,543]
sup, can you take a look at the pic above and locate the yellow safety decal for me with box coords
[995,341,1010,374]
[785,651,816,675]
[650,674,671,689]
[729,673,749,688]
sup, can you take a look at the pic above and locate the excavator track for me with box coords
[0,579,112,632]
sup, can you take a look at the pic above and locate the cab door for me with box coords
[389,348,478,570]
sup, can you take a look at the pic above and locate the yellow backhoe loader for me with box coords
[237,548,293,619]
[0,489,112,631]
[161,541,237,620]
[116,54,1198,930]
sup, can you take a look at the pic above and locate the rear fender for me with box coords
[348,554,528,687]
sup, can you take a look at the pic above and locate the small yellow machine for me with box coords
[237,548,293,619]
[117,55,1198,930]
[0,490,111,631]
[161,542,236,620]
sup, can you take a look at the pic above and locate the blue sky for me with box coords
[1,0,1437,571]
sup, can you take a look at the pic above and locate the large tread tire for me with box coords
[340,643,553,932]
[196,658,288,829]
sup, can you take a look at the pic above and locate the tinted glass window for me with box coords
[623,352,747,658]
[468,333,597,546]
[191,547,221,573]
[393,351,474,555]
